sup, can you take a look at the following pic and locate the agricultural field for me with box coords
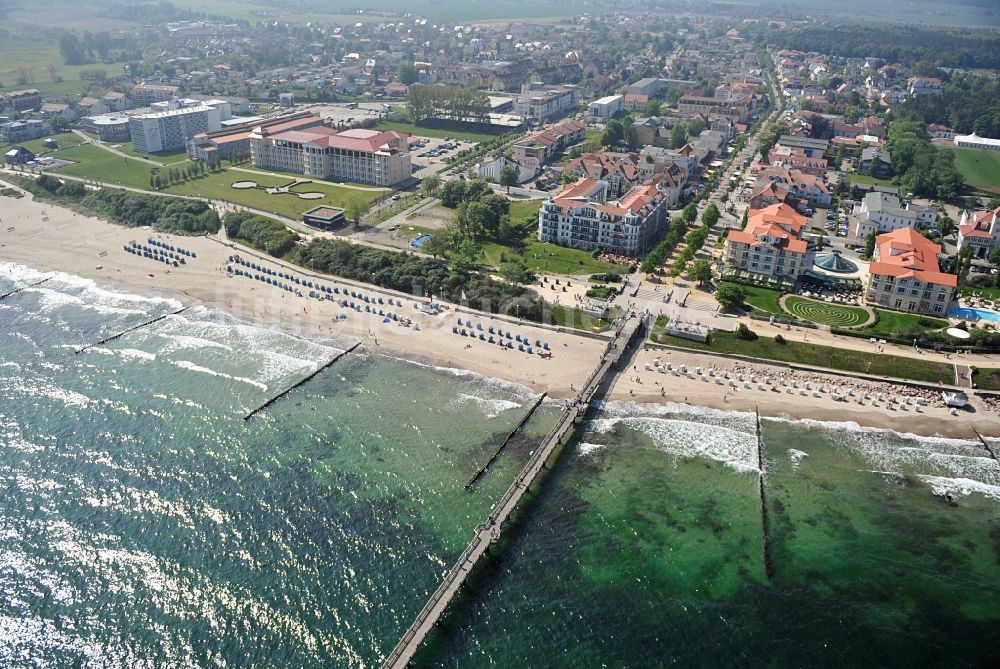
[0,32,107,98]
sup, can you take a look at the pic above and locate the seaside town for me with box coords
[1,1,1000,666]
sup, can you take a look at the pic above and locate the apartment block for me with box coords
[865,228,955,315]
[853,192,937,239]
[250,126,410,187]
[538,178,668,257]
[514,82,579,123]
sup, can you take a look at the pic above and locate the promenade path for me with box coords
[380,315,644,669]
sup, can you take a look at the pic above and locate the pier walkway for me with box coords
[381,315,644,669]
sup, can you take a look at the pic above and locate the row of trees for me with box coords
[30,175,219,235]
[148,161,222,190]
[669,204,718,277]
[407,84,491,124]
[639,203,699,273]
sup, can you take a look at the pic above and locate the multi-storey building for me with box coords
[958,206,1000,259]
[865,228,955,315]
[514,82,579,123]
[853,192,937,239]
[250,126,410,187]
[0,119,48,144]
[85,114,132,142]
[725,203,813,284]
[130,83,179,107]
[537,178,668,257]
[186,111,324,161]
[563,152,641,199]
[129,100,231,153]
[1,89,42,112]
[589,95,624,120]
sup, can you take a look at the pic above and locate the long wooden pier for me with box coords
[381,316,644,669]
[244,341,360,420]
[0,275,52,300]
[75,306,190,354]
[465,393,547,490]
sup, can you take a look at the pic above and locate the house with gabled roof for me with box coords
[865,228,955,315]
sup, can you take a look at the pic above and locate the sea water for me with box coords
[1,262,999,668]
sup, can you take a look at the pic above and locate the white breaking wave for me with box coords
[577,442,607,457]
[89,347,157,362]
[788,448,809,471]
[170,360,268,392]
[588,415,759,474]
[456,393,522,419]
[919,475,1000,502]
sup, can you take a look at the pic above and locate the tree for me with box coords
[863,230,877,259]
[59,33,86,65]
[740,208,749,229]
[397,62,419,86]
[439,180,467,208]
[499,261,535,286]
[736,322,758,340]
[349,199,363,227]
[670,124,687,149]
[645,99,661,117]
[421,174,441,197]
[688,259,712,286]
[499,164,517,194]
[601,119,624,147]
[682,203,698,223]
[715,283,746,311]
[701,203,720,227]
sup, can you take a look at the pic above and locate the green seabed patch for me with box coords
[573,427,766,598]
[763,421,1000,631]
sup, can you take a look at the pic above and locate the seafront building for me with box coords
[724,203,812,287]
[249,126,411,187]
[537,178,668,257]
[864,228,956,315]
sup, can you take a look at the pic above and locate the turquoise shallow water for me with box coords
[2,262,1000,668]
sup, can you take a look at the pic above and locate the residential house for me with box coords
[853,192,938,239]
[101,91,131,112]
[624,93,649,113]
[564,152,642,199]
[724,203,813,285]
[514,82,579,122]
[130,83,179,106]
[865,228,955,315]
[39,103,76,122]
[906,77,943,97]
[77,97,108,117]
[476,154,536,184]
[858,147,892,178]
[958,206,1000,259]
[4,145,36,165]
[775,134,828,158]
[538,178,669,257]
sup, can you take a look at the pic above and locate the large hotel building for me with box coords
[249,125,411,187]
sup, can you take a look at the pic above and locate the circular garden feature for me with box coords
[783,295,873,327]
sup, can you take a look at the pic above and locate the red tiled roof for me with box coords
[871,228,956,287]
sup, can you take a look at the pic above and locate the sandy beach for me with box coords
[3,180,1000,439]
[0,182,604,398]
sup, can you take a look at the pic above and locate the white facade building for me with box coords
[129,100,231,153]
[589,95,624,120]
[853,191,938,239]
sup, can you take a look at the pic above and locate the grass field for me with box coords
[783,295,871,327]
[946,147,1000,193]
[375,121,502,143]
[164,170,388,220]
[863,310,949,337]
[719,282,783,314]
[958,285,1000,299]
[2,132,84,156]
[508,198,542,223]
[51,144,162,189]
[481,240,620,275]
[972,368,1000,391]
[113,142,191,164]
[653,328,955,384]
[848,173,896,188]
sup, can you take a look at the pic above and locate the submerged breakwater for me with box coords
[1,262,999,668]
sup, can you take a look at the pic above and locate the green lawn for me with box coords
[482,240,620,275]
[6,132,84,156]
[508,198,542,223]
[862,310,949,337]
[375,120,501,143]
[51,144,162,189]
[653,329,954,384]
[849,173,895,187]
[973,368,1000,391]
[113,142,191,164]
[719,282,783,314]
[783,295,871,327]
[165,170,388,220]
[958,285,1000,299]
[946,147,1000,193]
